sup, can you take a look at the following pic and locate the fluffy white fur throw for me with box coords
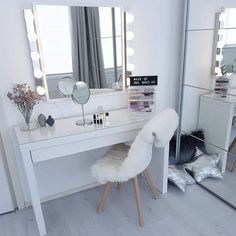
[91,108,179,184]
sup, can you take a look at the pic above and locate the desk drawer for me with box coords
[31,129,140,163]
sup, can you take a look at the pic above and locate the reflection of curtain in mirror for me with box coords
[70,7,107,88]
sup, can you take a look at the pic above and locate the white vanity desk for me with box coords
[14,109,169,236]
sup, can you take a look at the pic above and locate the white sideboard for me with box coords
[14,109,169,236]
[198,93,236,172]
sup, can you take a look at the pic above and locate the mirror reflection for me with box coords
[34,5,124,99]
[213,8,236,93]
[178,7,236,208]
[180,86,236,208]
[72,81,90,105]
[57,76,75,97]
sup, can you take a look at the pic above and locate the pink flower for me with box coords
[7,83,43,113]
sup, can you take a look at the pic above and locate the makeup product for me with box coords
[38,114,46,127]
[46,115,55,126]
[99,119,103,125]
[93,114,96,124]
[105,112,109,122]
[97,106,105,122]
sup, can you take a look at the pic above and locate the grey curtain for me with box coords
[70,6,107,88]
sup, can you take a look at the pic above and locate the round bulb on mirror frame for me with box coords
[216,55,223,61]
[31,51,40,60]
[218,29,225,35]
[215,67,221,75]
[126,13,134,23]
[217,41,224,48]
[28,33,37,42]
[36,86,46,96]
[24,10,34,21]
[126,31,134,40]
[34,68,43,78]
[127,48,134,56]
[126,77,130,87]
[127,64,134,71]
[219,13,226,22]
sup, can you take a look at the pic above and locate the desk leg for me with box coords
[21,150,47,236]
[148,144,169,193]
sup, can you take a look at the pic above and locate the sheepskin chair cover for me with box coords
[91,108,179,184]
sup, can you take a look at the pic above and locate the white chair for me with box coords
[91,108,179,226]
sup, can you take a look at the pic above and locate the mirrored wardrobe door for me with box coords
[177,1,236,209]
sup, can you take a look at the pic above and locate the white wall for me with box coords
[0,0,184,208]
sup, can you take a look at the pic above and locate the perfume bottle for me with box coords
[97,106,105,122]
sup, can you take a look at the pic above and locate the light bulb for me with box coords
[127,64,134,71]
[24,10,34,21]
[31,51,40,60]
[126,13,134,23]
[216,55,223,61]
[36,86,46,95]
[215,67,221,75]
[218,29,225,35]
[28,33,37,42]
[127,48,134,56]
[34,68,43,78]
[126,77,130,86]
[217,41,224,48]
[219,12,226,22]
[126,31,134,40]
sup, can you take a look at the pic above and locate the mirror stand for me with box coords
[76,104,93,126]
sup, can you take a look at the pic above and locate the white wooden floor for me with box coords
[0,177,235,236]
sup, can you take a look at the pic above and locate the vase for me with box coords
[20,107,38,131]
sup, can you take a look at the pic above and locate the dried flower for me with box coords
[7,83,43,117]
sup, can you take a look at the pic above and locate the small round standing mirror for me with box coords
[57,76,76,97]
[72,81,92,126]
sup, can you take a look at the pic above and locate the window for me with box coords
[99,7,122,82]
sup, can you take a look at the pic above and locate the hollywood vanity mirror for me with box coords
[24,4,134,100]
[212,8,236,94]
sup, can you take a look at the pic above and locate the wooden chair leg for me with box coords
[117,182,121,190]
[143,169,160,199]
[132,176,144,226]
[97,182,112,213]
[231,160,236,172]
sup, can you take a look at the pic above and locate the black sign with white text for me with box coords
[129,76,158,86]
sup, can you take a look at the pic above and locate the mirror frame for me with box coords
[24,4,133,101]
